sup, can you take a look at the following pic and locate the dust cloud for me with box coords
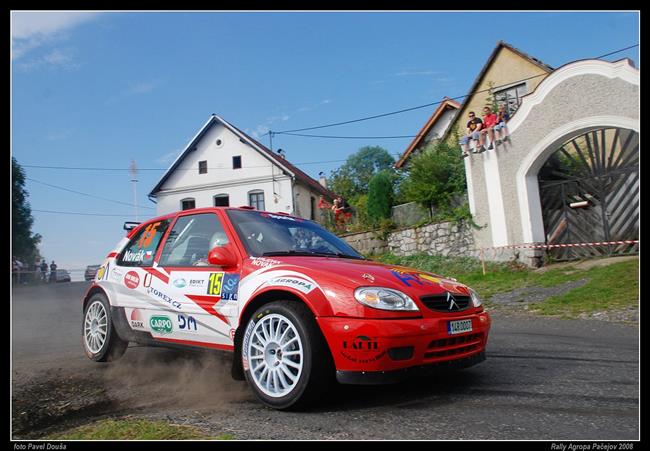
[101,346,252,411]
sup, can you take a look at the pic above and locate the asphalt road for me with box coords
[11,282,639,440]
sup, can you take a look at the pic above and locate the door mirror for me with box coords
[208,246,237,269]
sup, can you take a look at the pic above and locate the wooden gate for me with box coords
[538,127,639,261]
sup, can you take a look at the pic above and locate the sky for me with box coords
[11,11,639,279]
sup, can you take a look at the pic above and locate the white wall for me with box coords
[154,122,295,215]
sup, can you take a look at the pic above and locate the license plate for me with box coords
[448,319,472,335]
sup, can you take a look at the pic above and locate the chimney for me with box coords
[277,148,285,159]
[318,171,327,189]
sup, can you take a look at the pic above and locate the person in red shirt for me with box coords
[481,106,498,150]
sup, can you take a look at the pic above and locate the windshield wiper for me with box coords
[262,250,364,259]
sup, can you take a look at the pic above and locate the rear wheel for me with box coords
[242,301,333,410]
[82,293,128,362]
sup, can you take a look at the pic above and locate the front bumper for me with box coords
[317,310,491,381]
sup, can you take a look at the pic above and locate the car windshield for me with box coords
[226,209,364,259]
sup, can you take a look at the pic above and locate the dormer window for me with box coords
[233,156,242,169]
[198,160,207,174]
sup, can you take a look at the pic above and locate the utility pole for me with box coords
[130,159,139,221]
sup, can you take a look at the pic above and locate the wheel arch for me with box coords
[82,284,110,313]
[231,289,325,381]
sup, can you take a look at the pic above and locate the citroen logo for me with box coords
[446,292,460,311]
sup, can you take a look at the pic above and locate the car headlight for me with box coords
[469,289,483,307]
[354,287,419,312]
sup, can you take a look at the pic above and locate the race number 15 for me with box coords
[208,272,224,296]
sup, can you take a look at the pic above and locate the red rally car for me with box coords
[82,207,491,409]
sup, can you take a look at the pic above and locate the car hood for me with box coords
[262,256,471,298]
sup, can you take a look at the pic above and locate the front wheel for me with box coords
[242,301,333,410]
[82,293,128,362]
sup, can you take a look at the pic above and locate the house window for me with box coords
[494,82,528,116]
[181,198,196,210]
[233,155,242,169]
[248,190,265,211]
[198,160,207,174]
[310,196,316,220]
[214,194,229,207]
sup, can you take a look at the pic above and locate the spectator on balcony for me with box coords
[459,111,484,158]
[481,105,499,150]
[494,103,511,144]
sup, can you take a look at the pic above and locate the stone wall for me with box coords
[341,230,389,255]
[341,221,478,258]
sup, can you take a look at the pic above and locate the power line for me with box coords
[272,44,639,135]
[26,177,156,210]
[32,209,143,217]
[279,132,424,139]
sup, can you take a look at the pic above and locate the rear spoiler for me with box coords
[123,221,141,231]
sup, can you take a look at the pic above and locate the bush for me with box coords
[367,170,394,225]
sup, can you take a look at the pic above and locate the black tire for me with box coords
[82,293,128,362]
[242,301,334,410]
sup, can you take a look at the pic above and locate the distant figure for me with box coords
[332,196,352,232]
[459,111,484,158]
[493,103,511,144]
[49,260,58,284]
[481,105,498,150]
[12,256,23,284]
[40,259,48,283]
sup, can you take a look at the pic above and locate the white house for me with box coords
[148,115,336,221]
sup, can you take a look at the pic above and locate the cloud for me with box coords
[46,129,72,141]
[16,47,80,71]
[395,70,439,77]
[297,99,333,113]
[105,78,163,104]
[248,113,291,139]
[11,11,99,60]
[156,150,181,166]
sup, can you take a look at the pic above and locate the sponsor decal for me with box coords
[250,257,281,268]
[361,273,375,282]
[267,277,315,294]
[177,314,198,332]
[123,249,146,262]
[188,278,206,288]
[229,328,236,341]
[390,268,442,288]
[147,287,183,309]
[130,309,145,329]
[220,274,240,301]
[97,265,107,281]
[137,221,162,248]
[262,212,299,221]
[173,278,187,288]
[124,271,140,289]
[143,272,152,288]
[150,315,173,334]
[144,250,154,261]
[110,268,123,282]
[340,335,386,363]
[207,272,224,296]
[241,318,257,372]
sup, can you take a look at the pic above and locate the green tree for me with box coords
[329,146,395,202]
[12,157,41,262]
[399,141,466,214]
[367,170,394,224]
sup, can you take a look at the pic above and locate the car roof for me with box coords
[128,207,305,236]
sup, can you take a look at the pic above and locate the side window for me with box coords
[118,220,171,267]
[158,213,230,267]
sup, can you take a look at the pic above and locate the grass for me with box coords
[371,253,639,318]
[46,418,234,440]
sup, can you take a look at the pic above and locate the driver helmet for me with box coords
[210,231,229,248]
